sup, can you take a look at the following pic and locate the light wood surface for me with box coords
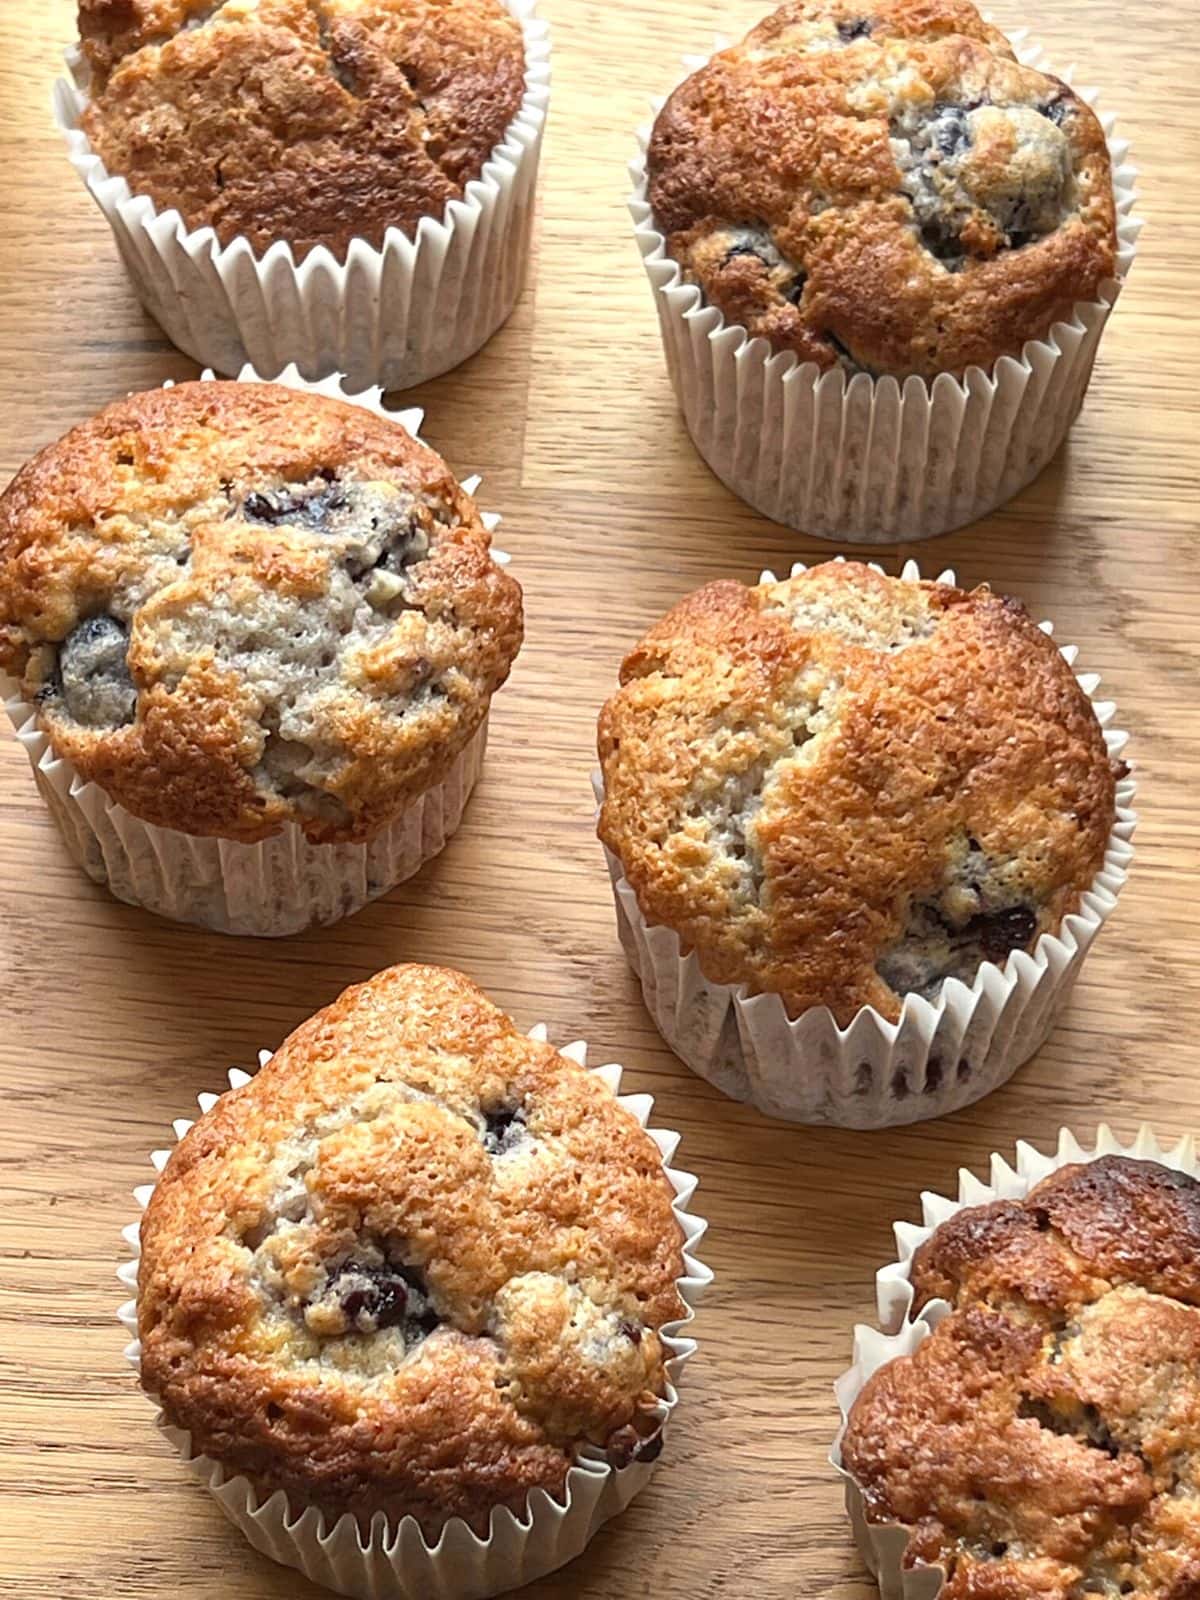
[0,2,1196,1595]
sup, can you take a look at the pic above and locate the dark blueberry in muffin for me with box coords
[964,904,1039,963]
[241,471,347,530]
[928,103,975,159]
[326,1261,440,1338]
[836,17,873,42]
[58,614,136,729]
[482,1104,528,1156]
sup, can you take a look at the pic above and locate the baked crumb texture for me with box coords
[598,561,1118,1026]
[0,381,522,845]
[77,0,527,259]
[137,965,688,1529]
[647,0,1116,378]
[843,1155,1200,1598]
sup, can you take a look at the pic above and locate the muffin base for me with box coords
[830,1125,1199,1598]
[5,685,488,938]
[629,35,1141,542]
[0,364,511,937]
[595,558,1136,1129]
[54,0,551,391]
[118,1033,712,1600]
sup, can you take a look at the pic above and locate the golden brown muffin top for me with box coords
[597,562,1119,1026]
[843,1157,1200,1599]
[647,0,1117,378]
[138,964,687,1527]
[77,0,527,259]
[0,381,522,844]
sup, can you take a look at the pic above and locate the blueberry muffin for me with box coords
[647,0,1117,377]
[137,964,688,1528]
[843,1156,1200,1597]
[597,561,1121,1026]
[76,0,527,260]
[0,380,521,848]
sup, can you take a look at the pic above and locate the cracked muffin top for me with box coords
[646,0,1117,378]
[137,964,687,1528]
[76,0,527,259]
[0,381,522,844]
[842,1156,1200,1599]
[596,562,1119,1026]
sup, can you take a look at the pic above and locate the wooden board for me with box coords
[0,1,1196,1594]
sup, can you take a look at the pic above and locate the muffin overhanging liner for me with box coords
[54,0,551,391]
[593,556,1136,1129]
[117,1029,712,1600]
[830,1125,1198,1598]
[0,364,513,938]
[629,33,1142,542]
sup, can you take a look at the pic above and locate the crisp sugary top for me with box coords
[137,964,687,1527]
[844,1156,1200,1598]
[647,0,1117,378]
[77,0,526,259]
[597,561,1118,1026]
[0,381,522,844]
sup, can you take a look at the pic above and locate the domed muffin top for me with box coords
[843,1156,1200,1598]
[76,0,527,259]
[597,561,1119,1026]
[137,964,687,1527]
[0,381,522,844]
[646,0,1117,378]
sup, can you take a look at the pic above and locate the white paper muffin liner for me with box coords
[0,364,513,937]
[629,33,1142,541]
[54,0,550,391]
[117,1028,712,1600]
[593,557,1136,1129]
[831,1124,1198,1598]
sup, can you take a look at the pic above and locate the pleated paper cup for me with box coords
[594,557,1136,1129]
[629,34,1142,542]
[54,1,550,392]
[117,1030,712,1600]
[831,1125,1198,1598]
[0,365,512,938]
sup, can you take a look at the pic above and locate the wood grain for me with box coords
[0,2,1196,1595]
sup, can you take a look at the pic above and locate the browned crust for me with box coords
[0,380,523,844]
[647,0,1117,378]
[596,560,1117,1026]
[77,0,526,259]
[138,964,687,1527]
[843,1158,1200,1598]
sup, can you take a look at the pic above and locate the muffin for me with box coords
[0,377,523,935]
[125,964,707,1595]
[57,0,551,387]
[630,0,1139,539]
[595,559,1134,1126]
[841,1151,1200,1598]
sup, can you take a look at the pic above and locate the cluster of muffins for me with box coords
[0,0,1160,1596]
